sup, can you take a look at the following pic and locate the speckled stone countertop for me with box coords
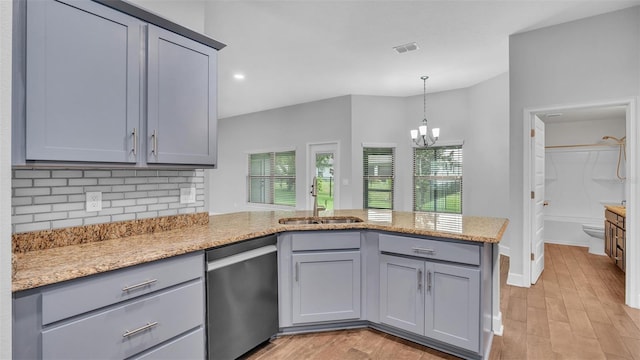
[12,209,508,292]
[605,205,626,217]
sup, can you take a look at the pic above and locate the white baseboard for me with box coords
[493,311,504,336]
[544,238,588,248]
[499,245,510,257]
[506,272,529,287]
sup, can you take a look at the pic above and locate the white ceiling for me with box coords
[203,1,640,119]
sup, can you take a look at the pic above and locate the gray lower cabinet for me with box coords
[15,0,220,167]
[147,25,218,166]
[278,231,362,327]
[12,252,205,360]
[378,233,484,355]
[292,251,361,324]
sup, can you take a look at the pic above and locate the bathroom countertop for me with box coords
[605,205,626,217]
[12,210,509,292]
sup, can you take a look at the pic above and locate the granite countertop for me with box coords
[12,210,509,292]
[605,205,626,217]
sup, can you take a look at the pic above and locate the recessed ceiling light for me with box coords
[233,73,245,80]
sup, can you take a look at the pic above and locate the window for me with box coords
[363,147,394,209]
[413,145,462,213]
[248,151,296,206]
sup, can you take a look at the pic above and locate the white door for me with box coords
[531,116,545,284]
[307,142,339,210]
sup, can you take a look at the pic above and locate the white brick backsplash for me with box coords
[68,178,98,186]
[52,219,83,228]
[14,170,50,178]
[15,222,51,233]
[33,195,68,204]
[52,170,83,178]
[14,187,50,197]
[84,170,112,178]
[15,204,52,215]
[111,213,136,222]
[12,179,32,187]
[137,211,159,219]
[33,178,67,187]
[84,216,112,225]
[34,212,68,222]
[125,205,147,213]
[12,169,205,233]
[158,209,178,217]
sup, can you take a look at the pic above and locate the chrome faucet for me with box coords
[310,177,326,217]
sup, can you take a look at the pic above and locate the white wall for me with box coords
[208,96,352,214]
[0,0,12,357]
[509,7,640,295]
[546,118,626,147]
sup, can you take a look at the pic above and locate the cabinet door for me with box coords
[26,0,141,163]
[604,221,613,257]
[147,25,218,166]
[379,254,424,335]
[292,251,361,324]
[425,262,480,352]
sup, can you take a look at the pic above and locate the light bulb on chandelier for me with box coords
[410,76,440,147]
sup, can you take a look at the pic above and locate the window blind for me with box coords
[248,151,296,206]
[413,145,462,213]
[363,147,394,209]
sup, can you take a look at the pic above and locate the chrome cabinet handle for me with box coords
[151,130,158,156]
[122,279,157,292]
[131,128,137,156]
[412,247,435,255]
[427,270,432,293]
[295,262,299,282]
[123,321,158,338]
[418,269,423,292]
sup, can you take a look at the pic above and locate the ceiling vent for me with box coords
[393,42,419,54]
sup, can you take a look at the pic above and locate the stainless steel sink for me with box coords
[278,216,364,225]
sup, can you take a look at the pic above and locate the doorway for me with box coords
[307,142,339,211]
[522,98,638,308]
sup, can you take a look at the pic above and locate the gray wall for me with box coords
[509,7,640,287]
[209,96,352,213]
[211,74,510,218]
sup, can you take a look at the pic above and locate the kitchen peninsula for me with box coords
[12,210,508,360]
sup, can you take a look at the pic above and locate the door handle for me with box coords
[151,130,158,156]
[543,201,549,206]
[427,270,432,294]
[417,269,422,292]
[295,262,299,282]
[131,128,137,156]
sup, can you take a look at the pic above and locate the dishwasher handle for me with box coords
[207,245,277,272]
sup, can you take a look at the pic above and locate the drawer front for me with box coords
[132,327,204,360]
[379,233,480,266]
[42,280,204,360]
[616,228,626,251]
[42,252,203,325]
[292,231,360,251]
[614,246,625,272]
[605,210,625,229]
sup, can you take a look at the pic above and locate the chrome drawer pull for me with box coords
[412,247,436,255]
[123,321,158,338]
[122,279,157,292]
[427,270,432,294]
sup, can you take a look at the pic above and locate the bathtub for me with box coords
[544,215,605,255]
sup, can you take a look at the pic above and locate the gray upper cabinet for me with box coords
[25,0,141,163]
[147,25,217,166]
[14,0,224,167]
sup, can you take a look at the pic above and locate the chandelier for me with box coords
[410,76,440,147]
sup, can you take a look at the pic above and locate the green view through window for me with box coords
[248,151,296,206]
[413,145,462,213]
[363,147,394,209]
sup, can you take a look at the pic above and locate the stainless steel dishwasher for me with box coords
[206,234,279,360]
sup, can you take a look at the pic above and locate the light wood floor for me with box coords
[244,243,640,359]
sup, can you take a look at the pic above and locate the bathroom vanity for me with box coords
[604,205,626,272]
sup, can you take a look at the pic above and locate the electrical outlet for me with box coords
[86,191,102,212]
[180,187,196,204]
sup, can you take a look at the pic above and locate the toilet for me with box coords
[582,223,605,255]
